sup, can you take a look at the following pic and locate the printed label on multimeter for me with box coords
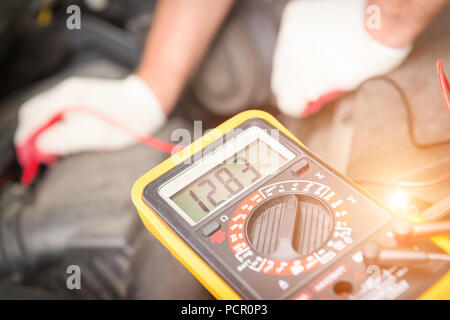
[134,111,450,300]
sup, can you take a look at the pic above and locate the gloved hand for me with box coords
[15,75,166,155]
[271,0,412,118]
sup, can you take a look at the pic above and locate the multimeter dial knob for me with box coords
[246,194,334,260]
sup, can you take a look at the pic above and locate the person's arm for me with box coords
[15,0,234,161]
[137,0,235,114]
[366,0,449,48]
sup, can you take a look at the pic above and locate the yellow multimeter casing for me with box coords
[131,110,450,300]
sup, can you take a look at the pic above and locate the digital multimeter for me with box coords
[132,110,450,300]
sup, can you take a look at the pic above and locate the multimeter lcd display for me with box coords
[158,127,295,225]
[165,131,294,224]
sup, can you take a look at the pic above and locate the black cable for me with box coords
[353,76,450,187]
[372,76,450,149]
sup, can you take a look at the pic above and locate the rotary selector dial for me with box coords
[227,180,354,276]
[247,194,334,260]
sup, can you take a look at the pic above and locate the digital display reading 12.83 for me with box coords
[170,139,287,224]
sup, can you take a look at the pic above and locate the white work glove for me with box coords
[271,0,412,118]
[15,75,166,155]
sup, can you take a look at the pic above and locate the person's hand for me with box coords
[271,0,412,118]
[15,75,166,155]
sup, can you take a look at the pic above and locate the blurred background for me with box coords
[0,0,449,299]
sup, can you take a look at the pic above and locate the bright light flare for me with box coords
[387,188,410,215]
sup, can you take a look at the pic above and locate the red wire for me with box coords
[16,106,182,185]
[437,59,450,113]
[56,106,182,153]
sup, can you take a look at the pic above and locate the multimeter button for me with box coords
[202,221,221,237]
[291,159,309,175]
